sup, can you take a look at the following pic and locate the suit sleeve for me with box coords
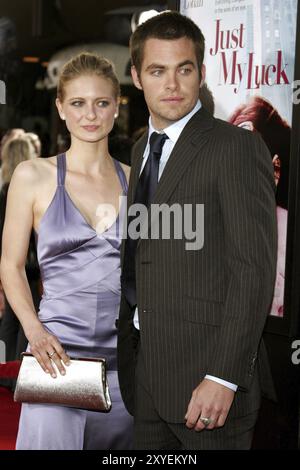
[207,130,277,391]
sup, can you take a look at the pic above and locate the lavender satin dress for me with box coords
[16,154,133,450]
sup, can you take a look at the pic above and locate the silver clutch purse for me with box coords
[14,353,112,412]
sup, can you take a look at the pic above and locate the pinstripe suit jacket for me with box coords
[117,107,277,422]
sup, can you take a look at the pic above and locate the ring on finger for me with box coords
[47,351,56,358]
[200,416,212,427]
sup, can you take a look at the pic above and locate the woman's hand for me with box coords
[26,323,71,378]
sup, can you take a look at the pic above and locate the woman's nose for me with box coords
[86,105,97,120]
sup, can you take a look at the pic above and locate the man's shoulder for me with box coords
[212,115,254,141]
[186,107,255,146]
[131,130,148,164]
[133,130,148,151]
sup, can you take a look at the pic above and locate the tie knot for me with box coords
[149,132,168,156]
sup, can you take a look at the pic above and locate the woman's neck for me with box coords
[65,138,112,175]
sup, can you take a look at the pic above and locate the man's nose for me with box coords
[165,72,178,91]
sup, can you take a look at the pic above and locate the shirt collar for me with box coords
[147,100,202,147]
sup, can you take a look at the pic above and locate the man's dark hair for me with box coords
[130,11,205,76]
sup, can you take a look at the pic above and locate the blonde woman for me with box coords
[1,53,132,449]
[25,132,42,158]
[0,137,39,386]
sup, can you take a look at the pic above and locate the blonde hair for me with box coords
[57,52,121,102]
[25,132,41,157]
[1,137,36,184]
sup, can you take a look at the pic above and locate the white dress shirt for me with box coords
[132,100,237,392]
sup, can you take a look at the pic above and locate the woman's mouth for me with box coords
[82,125,100,132]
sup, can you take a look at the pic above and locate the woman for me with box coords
[0,137,40,390]
[0,128,26,190]
[25,132,42,158]
[229,96,290,317]
[0,53,133,449]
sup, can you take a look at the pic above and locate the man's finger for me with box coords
[216,412,228,428]
[185,403,202,429]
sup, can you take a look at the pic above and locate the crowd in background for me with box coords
[0,129,42,386]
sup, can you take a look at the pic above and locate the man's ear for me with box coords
[200,64,206,88]
[131,66,143,90]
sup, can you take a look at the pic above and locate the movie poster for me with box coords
[180,0,298,317]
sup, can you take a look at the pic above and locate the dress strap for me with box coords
[57,153,66,187]
[113,159,128,194]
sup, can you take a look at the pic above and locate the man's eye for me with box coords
[151,70,163,77]
[179,67,192,75]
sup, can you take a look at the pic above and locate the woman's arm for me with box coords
[0,161,70,377]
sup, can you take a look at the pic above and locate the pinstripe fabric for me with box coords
[117,108,277,431]
[134,348,259,449]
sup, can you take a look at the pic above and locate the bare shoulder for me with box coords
[120,162,131,183]
[10,159,38,186]
[10,156,58,196]
[12,156,54,179]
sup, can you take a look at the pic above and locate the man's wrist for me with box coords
[205,375,238,392]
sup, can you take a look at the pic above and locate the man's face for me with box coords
[131,37,205,130]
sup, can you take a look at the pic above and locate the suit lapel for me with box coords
[121,132,147,265]
[134,108,214,244]
[125,109,214,249]
[152,108,214,207]
[128,133,148,207]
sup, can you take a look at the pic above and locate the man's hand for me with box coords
[184,378,235,431]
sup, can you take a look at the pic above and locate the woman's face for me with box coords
[56,74,119,144]
[237,120,281,185]
[272,154,281,186]
[237,120,254,131]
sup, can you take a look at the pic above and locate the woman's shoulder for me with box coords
[11,156,58,186]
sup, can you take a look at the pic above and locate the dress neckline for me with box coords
[35,153,127,236]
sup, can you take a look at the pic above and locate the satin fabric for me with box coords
[16,154,133,450]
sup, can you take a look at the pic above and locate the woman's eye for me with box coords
[71,101,83,106]
[97,101,110,107]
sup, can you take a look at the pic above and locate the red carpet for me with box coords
[0,362,21,450]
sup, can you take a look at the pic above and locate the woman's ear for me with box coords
[56,98,65,120]
[114,98,120,119]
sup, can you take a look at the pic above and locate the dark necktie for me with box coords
[122,132,168,308]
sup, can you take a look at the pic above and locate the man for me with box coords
[117,11,277,450]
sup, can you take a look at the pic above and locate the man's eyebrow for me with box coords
[145,60,196,72]
[177,60,196,68]
[145,63,165,71]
